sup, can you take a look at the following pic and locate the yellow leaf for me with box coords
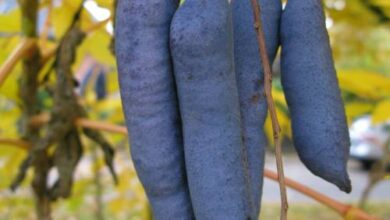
[52,6,75,38]
[272,89,287,107]
[338,70,390,100]
[0,106,20,136]
[345,102,374,124]
[62,0,84,11]
[371,0,390,7]
[52,2,92,38]
[94,0,114,9]
[0,69,20,102]
[77,29,115,66]
[80,10,95,33]
[107,70,119,94]
[0,9,21,32]
[0,36,22,101]
[372,99,390,124]
[94,97,122,112]
[0,36,21,62]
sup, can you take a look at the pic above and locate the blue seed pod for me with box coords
[232,0,282,217]
[170,0,251,219]
[281,0,351,193]
[115,0,195,219]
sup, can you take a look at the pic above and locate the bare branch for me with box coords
[0,38,36,87]
[264,169,378,220]
[0,138,31,150]
[30,113,128,135]
[249,1,288,219]
[76,118,127,135]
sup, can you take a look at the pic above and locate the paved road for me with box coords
[262,153,390,203]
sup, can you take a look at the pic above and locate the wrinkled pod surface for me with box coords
[171,0,252,219]
[281,0,351,192]
[115,0,195,219]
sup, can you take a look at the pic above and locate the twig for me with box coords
[83,127,118,185]
[249,1,288,219]
[0,38,36,86]
[76,118,127,135]
[29,112,51,126]
[264,169,378,220]
[30,113,128,135]
[0,138,31,150]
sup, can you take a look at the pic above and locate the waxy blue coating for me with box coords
[232,0,282,217]
[115,1,195,219]
[281,0,351,193]
[170,0,251,219]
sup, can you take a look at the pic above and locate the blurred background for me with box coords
[0,0,389,219]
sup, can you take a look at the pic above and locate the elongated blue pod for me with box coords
[232,0,282,217]
[281,0,351,193]
[115,1,195,219]
[170,0,252,219]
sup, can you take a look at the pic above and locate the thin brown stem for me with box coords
[0,138,31,150]
[30,113,128,135]
[264,169,378,220]
[249,0,288,219]
[0,38,36,86]
[75,118,128,135]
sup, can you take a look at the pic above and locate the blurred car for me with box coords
[349,115,390,169]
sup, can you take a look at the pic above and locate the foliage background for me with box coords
[0,0,390,219]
